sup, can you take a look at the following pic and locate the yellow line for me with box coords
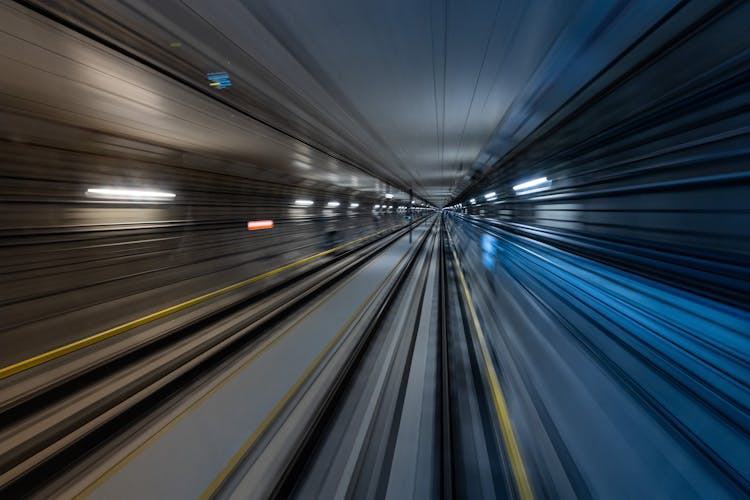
[75,224,418,498]
[448,238,534,500]
[74,258,376,499]
[0,229,387,381]
[200,229,417,498]
[200,307,357,499]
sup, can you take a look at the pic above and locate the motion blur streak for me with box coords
[0,0,749,498]
[446,215,750,498]
[449,0,750,497]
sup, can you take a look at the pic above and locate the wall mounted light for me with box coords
[513,177,550,195]
[86,188,175,201]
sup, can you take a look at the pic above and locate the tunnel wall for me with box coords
[0,125,407,358]
[463,1,750,306]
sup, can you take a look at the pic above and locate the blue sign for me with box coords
[207,71,232,89]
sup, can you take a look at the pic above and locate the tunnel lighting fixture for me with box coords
[515,186,549,195]
[513,177,549,192]
[484,192,497,200]
[384,193,394,199]
[349,203,359,208]
[294,199,314,206]
[374,204,380,209]
[247,220,274,231]
[327,201,340,208]
[470,198,476,204]
[86,188,176,201]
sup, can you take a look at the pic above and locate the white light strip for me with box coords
[484,192,497,200]
[374,204,380,209]
[513,176,548,191]
[349,203,359,208]
[515,186,549,196]
[327,201,340,207]
[86,188,175,200]
[470,198,476,204]
[384,193,394,199]
[295,199,314,206]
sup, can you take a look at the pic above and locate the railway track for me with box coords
[0,215,538,499]
[0,220,423,497]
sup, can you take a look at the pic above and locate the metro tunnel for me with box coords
[0,0,748,498]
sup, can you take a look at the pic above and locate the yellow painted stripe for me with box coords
[449,239,534,500]
[72,267,352,499]
[198,226,419,498]
[0,229,388,381]
[199,308,354,499]
[75,225,414,498]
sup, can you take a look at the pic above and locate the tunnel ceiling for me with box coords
[27,0,679,206]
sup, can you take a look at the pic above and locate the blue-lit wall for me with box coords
[450,2,750,497]
[459,1,750,306]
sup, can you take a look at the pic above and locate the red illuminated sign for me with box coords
[247,220,274,231]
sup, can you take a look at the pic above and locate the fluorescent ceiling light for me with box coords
[384,193,394,199]
[515,186,549,196]
[86,188,175,200]
[470,198,476,204]
[484,192,496,200]
[374,204,380,209]
[513,177,548,192]
[349,203,359,208]
[327,201,340,207]
[295,199,314,206]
